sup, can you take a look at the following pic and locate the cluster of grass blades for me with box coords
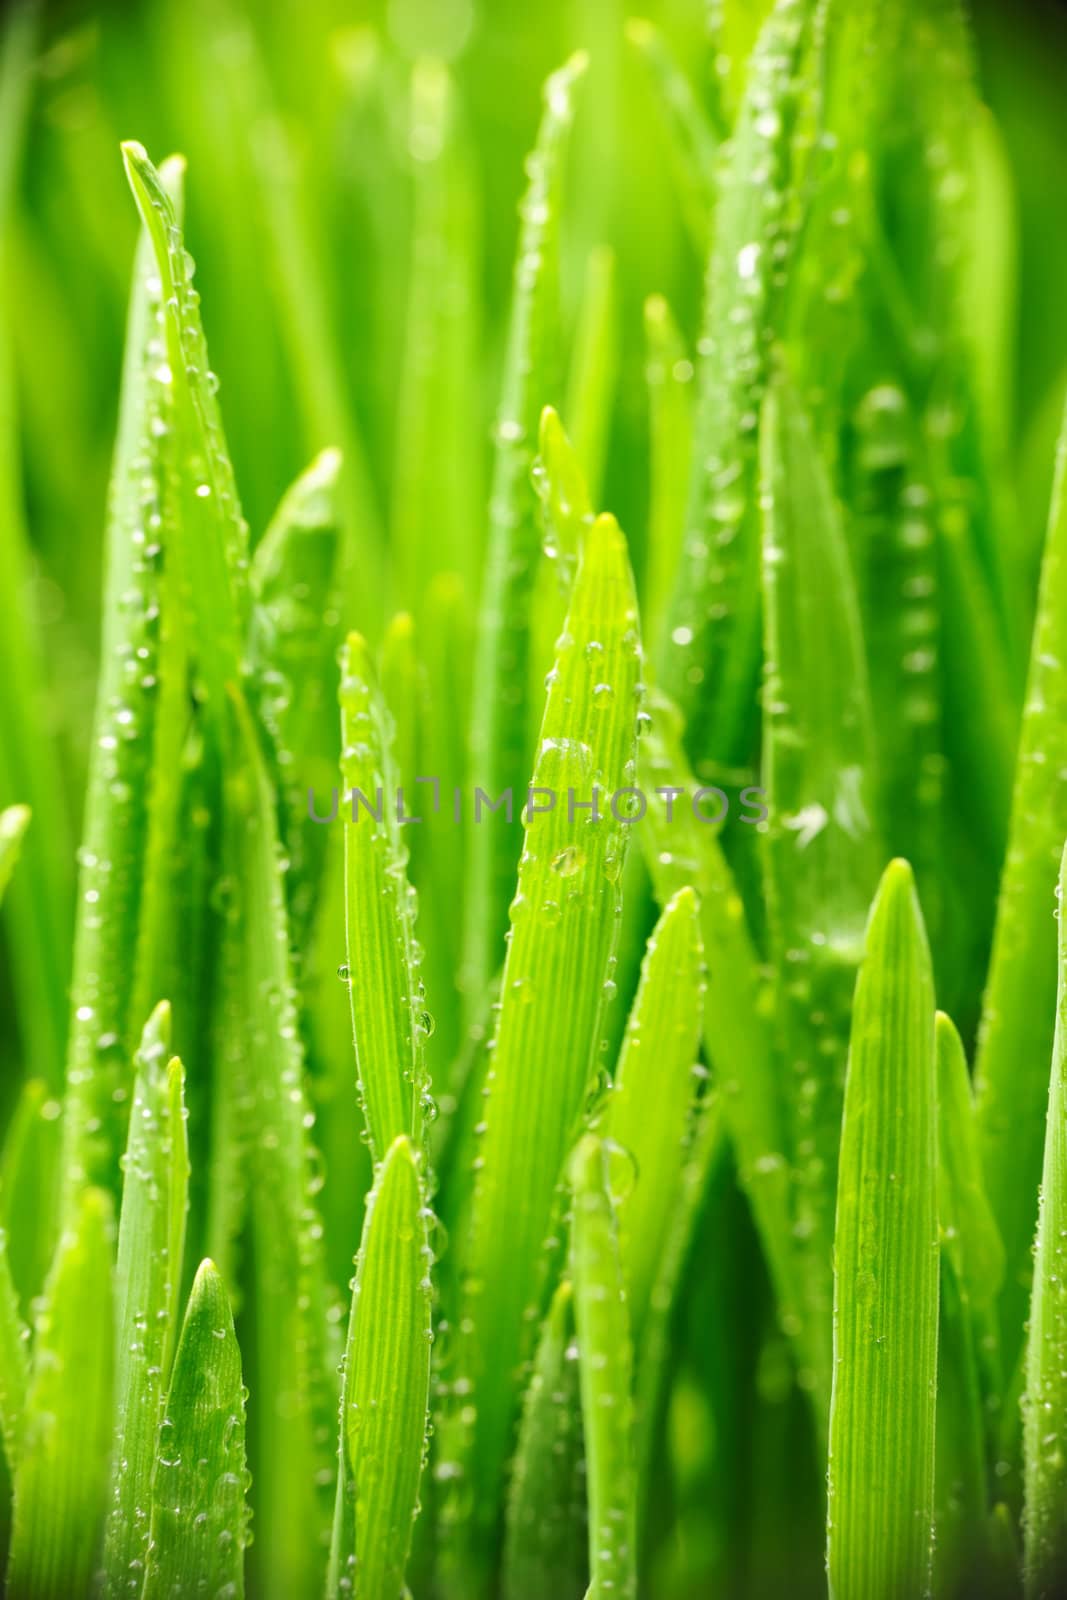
[5,0,1067,1595]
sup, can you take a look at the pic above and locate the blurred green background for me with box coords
[4,0,1066,865]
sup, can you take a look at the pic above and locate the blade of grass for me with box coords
[59,154,184,1211]
[439,512,640,1593]
[606,886,705,1345]
[527,405,594,759]
[6,1189,114,1600]
[760,369,882,1413]
[340,632,431,1162]
[657,0,823,770]
[976,394,1067,1368]
[569,1133,637,1600]
[826,859,938,1600]
[249,445,344,935]
[1022,841,1067,1596]
[102,1004,190,1596]
[142,1259,249,1600]
[637,691,810,1399]
[224,690,339,1599]
[503,1280,587,1600]
[122,141,249,726]
[462,51,585,1006]
[327,1135,432,1599]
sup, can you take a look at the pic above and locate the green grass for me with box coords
[5,0,1067,1596]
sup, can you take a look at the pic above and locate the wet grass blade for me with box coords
[761,370,882,1405]
[249,446,344,932]
[225,692,339,1598]
[607,886,705,1345]
[102,1003,189,1595]
[7,1189,114,1600]
[637,693,808,1394]
[0,803,29,904]
[328,1135,432,1599]
[340,632,430,1162]
[1023,841,1067,1595]
[59,155,183,1212]
[976,394,1067,1366]
[462,51,585,1003]
[122,141,249,724]
[642,293,693,652]
[826,860,938,1600]
[503,1280,587,1599]
[440,513,640,1591]
[569,1134,637,1600]
[657,0,822,767]
[527,405,594,757]
[142,1259,249,1600]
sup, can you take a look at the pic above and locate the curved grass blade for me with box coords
[1023,841,1067,1596]
[122,141,249,725]
[503,1280,587,1600]
[142,1260,249,1600]
[569,1134,637,1600]
[760,370,882,1405]
[657,0,823,768]
[633,1094,724,1491]
[59,155,184,1212]
[340,632,430,1163]
[642,293,693,652]
[327,1135,432,1600]
[393,57,482,609]
[607,886,705,1344]
[826,860,938,1600]
[564,245,617,508]
[462,51,585,1005]
[976,394,1067,1365]
[0,803,29,904]
[225,690,339,1597]
[636,692,809,1396]
[249,446,344,932]
[7,1189,114,1600]
[625,18,718,252]
[102,1004,189,1596]
[439,513,640,1592]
